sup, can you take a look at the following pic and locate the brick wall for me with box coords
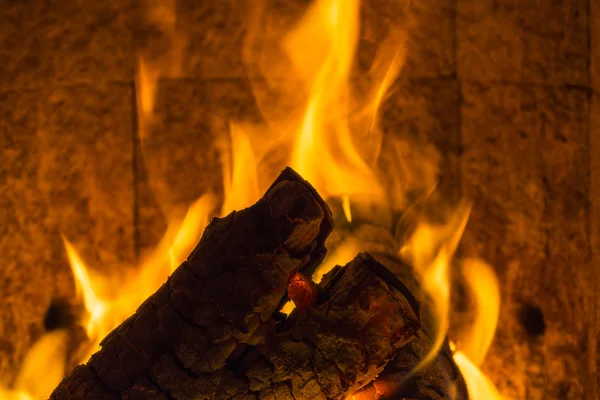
[0,1,597,398]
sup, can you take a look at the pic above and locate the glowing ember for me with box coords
[0,0,506,398]
[287,272,319,311]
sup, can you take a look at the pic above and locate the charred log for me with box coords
[219,253,420,400]
[50,167,334,400]
[51,169,466,400]
[339,225,468,400]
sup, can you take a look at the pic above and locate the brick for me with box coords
[457,0,588,85]
[460,82,592,399]
[381,78,461,206]
[360,0,454,78]
[0,83,134,384]
[133,0,453,81]
[133,0,250,80]
[136,78,262,251]
[0,0,132,89]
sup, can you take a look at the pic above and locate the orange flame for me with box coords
[402,203,471,370]
[286,0,385,205]
[137,0,186,133]
[452,259,503,399]
[60,193,218,364]
[0,331,67,400]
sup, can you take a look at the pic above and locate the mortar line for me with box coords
[131,79,141,263]
[586,0,599,398]
[451,0,462,202]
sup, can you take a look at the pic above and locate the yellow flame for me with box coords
[404,203,471,370]
[341,194,352,222]
[220,123,260,214]
[459,259,501,365]
[0,331,68,400]
[287,0,386,207]
[168,194,218,271]
[59,193,218,365]
[454,352,503,400]
[63,238,108,337]
[279,301,296,316]
[451,259,502,399]
[313,237,360,284]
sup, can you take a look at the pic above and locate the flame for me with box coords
[454,352,503,400]
[402,203,471,369]
[286,0,382,201]
[399,215,504,399]
[137,0,186,133]
[68,192,218,363]
[285,0,386,209]
[1,0,508,399]
[0,331,68,400]
[452,259,503,399]
[458,259,501,365]
[313,237,360,284]
[219,123,260,214]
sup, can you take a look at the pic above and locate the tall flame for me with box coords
[453,259,503,399]
[0,1,507,399]
[286,0,384,205]
[403,203,471,369]
[61,192,218,364]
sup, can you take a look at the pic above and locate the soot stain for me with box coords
[518,304,546,337]
[44,299,74,331]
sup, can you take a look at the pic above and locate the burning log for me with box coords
[355,252,468,400]
[218,253,420,399]
[50,169,466,400]
[50,167,334,399]
[339,226,469,400]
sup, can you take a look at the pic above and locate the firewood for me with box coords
[358,253,468,400]
[55,252,420,400]
[50,170,464,400]
[211,253,420,400]
[50,167,334,400]
[336,225,468,400]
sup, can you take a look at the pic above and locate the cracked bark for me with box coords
[50,170,462,400]
[339,225,469,400]
[215,253,420,400]
[50,167,334,400]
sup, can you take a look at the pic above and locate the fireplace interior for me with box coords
[0,0,599,399]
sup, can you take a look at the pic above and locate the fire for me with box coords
[0,331,67,400]
[286,0,384,205]
[1,0,507,399]
[453,259,502,400]
[403,203,471,370]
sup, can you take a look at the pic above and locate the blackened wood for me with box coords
[238,253,420,400]
[336,225,468,400]
[113,253,420,400]
[50,167,333,400]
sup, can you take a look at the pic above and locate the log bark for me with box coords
[51,170,464,400]
[217,253,421,400]
[359,252,468,400]
[50,167,334,400]
[332,225,468,400]
[54,252,421,400]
